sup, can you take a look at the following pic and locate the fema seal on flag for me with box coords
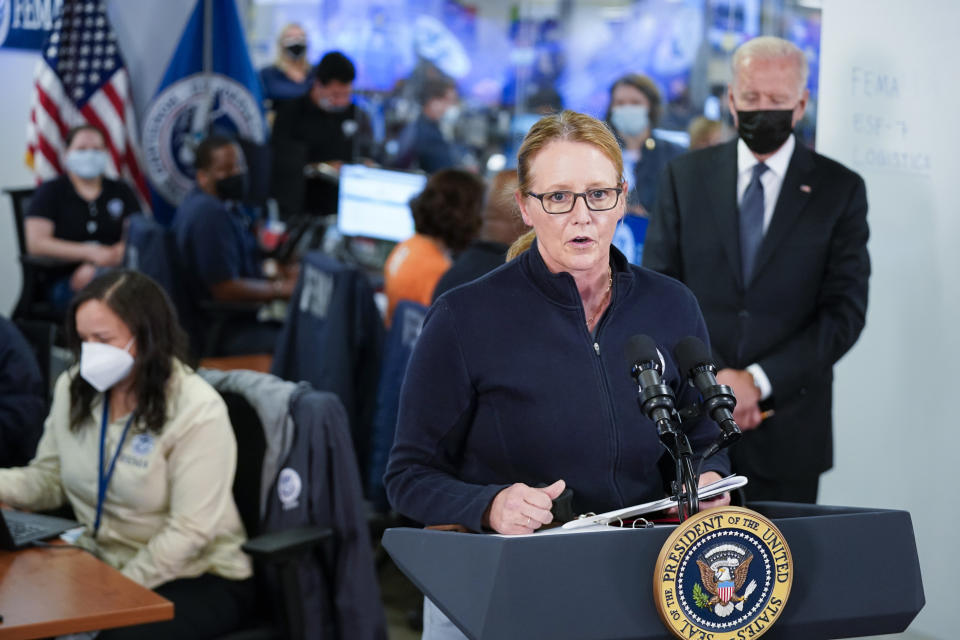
[142,73,264,205]
[654,506,792,640]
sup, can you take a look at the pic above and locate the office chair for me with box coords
[271,251,385,493]
[366,300,427,511]
[217,389,333,640]
[13,318,57,401]
[205,369,387,640]
[4,187,79,326]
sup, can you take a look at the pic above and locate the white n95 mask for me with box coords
[80,341,135,392]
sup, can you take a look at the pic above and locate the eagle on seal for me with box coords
[697,554,753,606]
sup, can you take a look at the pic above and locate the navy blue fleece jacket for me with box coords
[384,242,730,531]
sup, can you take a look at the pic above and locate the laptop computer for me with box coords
[0,508,81,550]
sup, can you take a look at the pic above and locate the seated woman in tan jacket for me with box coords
[0,270,253,639]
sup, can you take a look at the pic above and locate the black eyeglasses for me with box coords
[526,187,623,214]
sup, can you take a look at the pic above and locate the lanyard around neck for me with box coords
[94,393,135,538]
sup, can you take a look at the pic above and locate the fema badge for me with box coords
[277,467,302,511]
[130,433,155,457]
[654,507,792,640]
[142,73,265,205]
[106,197,125,219]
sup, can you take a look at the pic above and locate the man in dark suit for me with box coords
[643,36,870,503]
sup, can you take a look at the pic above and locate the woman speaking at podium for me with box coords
[385,111,731,638]
[0,271,253,639]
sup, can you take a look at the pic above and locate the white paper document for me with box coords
[559,474,748,530]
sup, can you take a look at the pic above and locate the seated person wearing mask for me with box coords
[605,74,684,265]
[382,168,484,325]
[259,22,312,105]
[432,169,528,300]
[0,270,254,639]
[173,135,296,355]
[271,51,374,217]
[25,124,141,308]
[394,77,461,174]
[0,317,47,468]
[385,111,729,639]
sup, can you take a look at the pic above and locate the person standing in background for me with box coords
[643,36,870,503]
[271,51,374,217]
[605,74,684,264]
[687,116,731,150]
[259,23,312,106]
[393,77,461,174]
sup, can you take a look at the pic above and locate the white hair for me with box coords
[731,36,809,94]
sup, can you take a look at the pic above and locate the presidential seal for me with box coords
[142,73,265,206]
[654,506,792,640]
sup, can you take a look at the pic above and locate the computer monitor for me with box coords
[337,165,427,242]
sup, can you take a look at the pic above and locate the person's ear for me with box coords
[196,168,211,192]
[516,190,533,226]
[792,88,810,127]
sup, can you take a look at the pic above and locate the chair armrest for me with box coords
[242,525,333,560]
[198,299,263,315]
[21,255,82,270]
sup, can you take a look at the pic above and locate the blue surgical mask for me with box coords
[610,104,650,138]
[65,149,109,179]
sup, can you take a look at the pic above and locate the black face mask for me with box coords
[736,108,795,154]
[284,43,306,59]
[215,173,249,202]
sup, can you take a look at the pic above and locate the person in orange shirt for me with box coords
[383,169,484,325]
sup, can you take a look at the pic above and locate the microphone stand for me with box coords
[636,371,700,522]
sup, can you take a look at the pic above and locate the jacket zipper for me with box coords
[586,305,624,506]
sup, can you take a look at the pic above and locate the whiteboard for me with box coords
[817,1,960,637]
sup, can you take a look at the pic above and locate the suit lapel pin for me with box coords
[799,184,812,193]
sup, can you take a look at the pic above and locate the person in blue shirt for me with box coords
[394,77,461,174]
[172,135,297,355]
[605,74,685,265]
[259,23,312,106]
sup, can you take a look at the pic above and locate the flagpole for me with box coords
[204,0,213,74]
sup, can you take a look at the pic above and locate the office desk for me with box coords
[0,545,173,639]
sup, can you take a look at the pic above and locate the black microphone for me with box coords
[674,336,741,457]
[625,335,680,440]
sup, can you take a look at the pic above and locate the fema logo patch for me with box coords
[142,73,265,205]
[130,433,155,457]
[654,507,792,640]
[277,467,302,511]
[106,197,125,219]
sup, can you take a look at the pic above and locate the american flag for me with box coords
[25,0,150,209]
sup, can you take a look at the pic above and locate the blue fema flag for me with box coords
[141,0,265,224]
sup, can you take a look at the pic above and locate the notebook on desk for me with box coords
[0,508,81,550]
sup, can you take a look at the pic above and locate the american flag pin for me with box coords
[799,184,812,193]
